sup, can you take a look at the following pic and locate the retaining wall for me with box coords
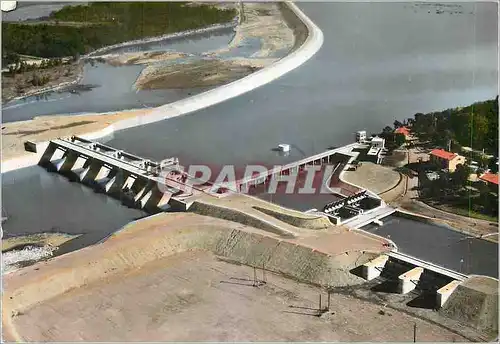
[189,201,293,237]
[252,205,331,229]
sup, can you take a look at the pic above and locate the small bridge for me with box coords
[237,143,359,190]
[387,250,467,282]
[360,250,468,308]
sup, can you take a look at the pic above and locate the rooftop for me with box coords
[430,149,457,161]
[479,172,499,185]
[394,126,410,136]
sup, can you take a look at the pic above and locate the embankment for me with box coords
[252,205,331,229]
[189,201,294,237]
[2,1,324,172]
[439,275,498,338]
[2,213,377,318]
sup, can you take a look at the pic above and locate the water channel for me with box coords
[2,2,498,274]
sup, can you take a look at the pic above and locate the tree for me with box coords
[382,126,393,134]
[451,164,470,190]
[394,133,406,147]
[393,120,403,129]
[488,158,498,173]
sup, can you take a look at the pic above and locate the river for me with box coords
[2,28,237,122]
[2,2,498,273]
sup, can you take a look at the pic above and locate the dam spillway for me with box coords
[37,136,200,213]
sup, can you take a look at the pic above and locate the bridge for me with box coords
[387,250,467,282]
[236,143,360,190]
[360,249,468,308]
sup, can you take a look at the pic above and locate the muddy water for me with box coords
[2,3,498,272]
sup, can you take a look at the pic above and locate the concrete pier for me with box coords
[398,267,424,294]
[362,255,389,280]
[436,280,462,308]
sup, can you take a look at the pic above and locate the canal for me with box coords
[362,214,498,278]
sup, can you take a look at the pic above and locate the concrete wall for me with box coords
[252,205,331,229]
[189,201,292,237]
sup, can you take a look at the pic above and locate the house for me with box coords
[394,126,411,139]
[371,136,385,149]
[355,130,367,143]
[429,149,466,172]
[479,172,499,193]
[366,136,385,164]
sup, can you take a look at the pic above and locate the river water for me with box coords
[362,215,498,278]
[2,2,498,272]
[2,28,236,122]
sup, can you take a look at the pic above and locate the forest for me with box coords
[407,97,498,156]
[2,2,236,62]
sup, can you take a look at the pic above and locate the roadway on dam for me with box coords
[2,3,498,271]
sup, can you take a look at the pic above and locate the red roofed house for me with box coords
[394,126,411,139]
[430,149,466,172]
[479,172,499,193]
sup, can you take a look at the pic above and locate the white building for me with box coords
[371,136,385,149]
[355,130,367,143]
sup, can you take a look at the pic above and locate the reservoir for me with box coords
[2,3,498,271]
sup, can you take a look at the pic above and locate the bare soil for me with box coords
[2,233,79,252]
[1,109,150,161]
[9,250,472,342]
[134,59,265,90]
[342,162,401,195]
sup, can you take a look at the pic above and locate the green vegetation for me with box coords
[418,164,498,221]
[408,97,498,157]
[2,2,236,60]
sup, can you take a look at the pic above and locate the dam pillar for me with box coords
[38,142,59,168]
[57,151,80,173]
[80,160,104,184]
[398,267,424,294]
[436,280,461,308]
[361,255,389,280]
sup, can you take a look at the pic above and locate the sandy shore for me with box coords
[1,109,152,161]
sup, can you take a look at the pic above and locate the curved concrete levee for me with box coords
[102,1,324,132]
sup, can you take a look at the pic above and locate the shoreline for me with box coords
[2,22,238,106]
[2,63,85,105]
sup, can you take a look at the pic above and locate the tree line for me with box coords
[2,2,236,59]
[407,97,498,156]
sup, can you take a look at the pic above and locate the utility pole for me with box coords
[253,267,257,287]
[327,291,331,311]
[413,323,417,342]
[262,263,266,284]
